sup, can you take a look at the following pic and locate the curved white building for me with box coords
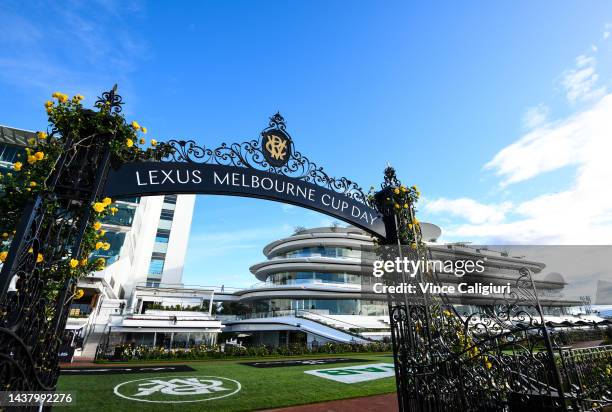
[223,225,585,347]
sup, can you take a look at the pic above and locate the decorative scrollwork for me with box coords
[161,113,369,204]
[95,84,123,113]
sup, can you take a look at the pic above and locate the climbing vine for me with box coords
[0,89,173,292]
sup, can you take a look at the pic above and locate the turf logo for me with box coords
[304,363,395,383]
[113,375,241,403]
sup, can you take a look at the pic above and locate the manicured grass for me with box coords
[57,354,397,411]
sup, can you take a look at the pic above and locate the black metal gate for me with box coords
[0,90,120,392]
[373,166,612,411]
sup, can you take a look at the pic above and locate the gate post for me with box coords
[372,166,423,412]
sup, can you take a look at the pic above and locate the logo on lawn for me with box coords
[113,375,241,403]
[304,363,395,384]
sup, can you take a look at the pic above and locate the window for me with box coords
[160,209,175,220]
[0,144,22,164]
[163,195,177,204]
[148,259,165,275]
[155,229,170,243]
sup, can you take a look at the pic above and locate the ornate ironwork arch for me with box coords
[103,112,386,238]
[161,112,369,204]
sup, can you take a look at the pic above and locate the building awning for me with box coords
[108,327,222,333]
[0,125,35,147]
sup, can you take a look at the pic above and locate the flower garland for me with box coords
[368,167,423,248]
[0,90,172,303]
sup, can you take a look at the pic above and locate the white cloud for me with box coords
[424,198,512,225]
[430,93,612,244]
[485,94,612,186]
[560,54,606,103]
[522,104,549,129]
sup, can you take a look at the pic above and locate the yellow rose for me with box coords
[99,230,106,236]
[57,93,68,103]
[74,289,85,299]
[126,138,134,148]
[139,138,145,144]
[73,94,84,102]
[69,259,79,268]
[394,188,400,194]
[151,139,157,146]
[46,107,52,114]
[102,242,111,251]
[29,181,37,187]
[92,202,105,213]
[93,222,102,230]
[44,100,53,108]
[27,155,36,164]
[80,258,88,267]
[27,138,36,146]
[141,127,147,134]
[95,258,105,270]
[102,197,112,205]
[110,207,118,215]
[37,131,47,139]
[403,203,408,208]
[34,152,44,161]
[410,242,417,250]
[0,251,7,262]
[13,162,22,171]
[131,121,140,130]
[36,253,43,263]
[95,241,103,250]
[485,361,493,369]
[1,232,8,239]
[52,92,61,98]
[394,204,400,209]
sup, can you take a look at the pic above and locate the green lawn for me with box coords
[57,354,397,411]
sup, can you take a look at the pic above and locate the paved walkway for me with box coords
[261,393,397,412]
[570,340,603,349]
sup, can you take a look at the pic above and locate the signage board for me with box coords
[104,162,386,238]
[304,363,395,384]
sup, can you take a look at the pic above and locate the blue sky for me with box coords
[1,1,612,288]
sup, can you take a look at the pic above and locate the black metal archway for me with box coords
[101,112,386,239]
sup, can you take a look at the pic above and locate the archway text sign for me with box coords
[103,113,386,239]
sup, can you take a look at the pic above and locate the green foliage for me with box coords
[98,342,393,362]
[0,90,173,315]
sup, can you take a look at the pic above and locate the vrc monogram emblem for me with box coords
[114,375,241,403]
[265,135,287,161]
[261,130,292,167]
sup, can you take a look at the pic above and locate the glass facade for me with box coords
[146,195,177,285]
[276,246,362,259]
[249,298,388,316]
[0,143,23,169]
[101,203,137,227]
[266,271,361,285]
[91,231,126,265]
